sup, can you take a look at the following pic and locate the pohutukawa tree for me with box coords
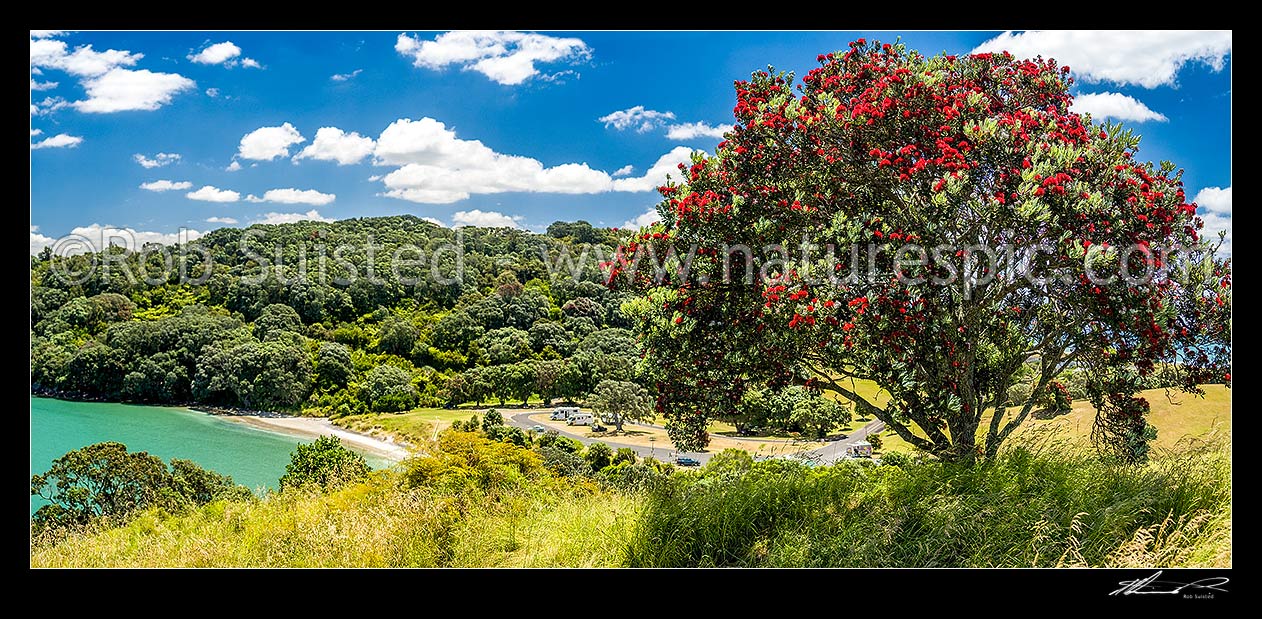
[611,40,1231,462]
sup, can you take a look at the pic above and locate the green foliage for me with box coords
[359,365,419,412]
[619,42,1230,462]
[376,315,420,357]
[539,446,589,477]
[790,391,850,439]
[254,303,303,342]
[598,458,671,493]
[278,436,370,491]
[30,216,646,414]
[866,432,884,450]
[537,429,582,453]
[613,447,638,467]
[194,337,313,410]
[588,379,653,432]
[584,442,613,472]
[481,409,504,432]
[702,449,754,480]
[31,442,248,537]
[315,342,354,389]
[627,442,1230,567]
[403,431,548,494]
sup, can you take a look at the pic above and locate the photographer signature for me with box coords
[1110,571,1230,596]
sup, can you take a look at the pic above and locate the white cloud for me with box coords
[31,133,82,149]
[246,188,336,206]
[30,79,58,91]
[666,121,734,140]
[971,30,1232,88]
[73,68,196,113]
[30,224,204,256]
[140,180,192,192]
[30,38,141,77]
[1072,92,1167,123]
[225,160,242,172]
[188,41,241,65]
[452,209,523,228]
[30,128,42,137]
[331,69,362,81]
[396,30,590,85]
[206,216,238,224]
[294,127,375,165]
[612,165,634,177]
[622,209,661,229]
[374,117,613,203]
[372,117,694,203]
[1194,186,1232,255]
[206,87,220,97]
[421,216,446,227]
[237,122,305,160]
[1194,186,1231,216]
[133,152,180,168]
[31,96,68,115]
[610,146,696,192]
[31,36,194,114]
[30,231,55,255]
[251,210,333,225]
[30,30,64,39]
[599,106,675,132]
[186,185,240,203]
[240,58,261,69]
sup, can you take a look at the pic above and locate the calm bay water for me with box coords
[31,396,387,513]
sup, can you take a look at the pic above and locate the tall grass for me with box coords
[31,435,1229,568]
[625,440,1231,567]
[31,433,641,568]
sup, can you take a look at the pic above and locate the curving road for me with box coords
[505,409,886,466]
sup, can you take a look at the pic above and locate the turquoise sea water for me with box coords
[31,396,387,513]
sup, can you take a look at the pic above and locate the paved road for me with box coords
[506,409,887,467]
[794,419,886,464]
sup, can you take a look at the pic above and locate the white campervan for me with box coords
[551,406,580,421]
[566,412,593,426]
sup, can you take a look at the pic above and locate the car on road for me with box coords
[674,456,701,467]
[529,425,545,433]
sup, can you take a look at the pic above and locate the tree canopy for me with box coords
[616,40,1231,461]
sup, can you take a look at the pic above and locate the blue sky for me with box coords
[30,30,1232,254]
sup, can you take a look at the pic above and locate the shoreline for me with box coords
[32,391,413,462]
[221,415,414,462]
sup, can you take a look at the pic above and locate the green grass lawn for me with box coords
[333,408,483,443]
[878,384,1232,456]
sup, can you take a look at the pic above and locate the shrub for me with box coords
[481,409,504,432]
[279,436,370,491]
[31,442,249,538]
[866,432,884,450]
[584,442,612,472]
[403,431,547,494]
[537,429,581,453]
[540,447,589,477]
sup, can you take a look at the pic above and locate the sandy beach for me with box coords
[223,415,414,461]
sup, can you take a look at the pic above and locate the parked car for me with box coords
[529,425,545,433]
[566,413,593,426]
[675,456,701,467]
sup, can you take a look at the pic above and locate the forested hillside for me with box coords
[31,216,640,415]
